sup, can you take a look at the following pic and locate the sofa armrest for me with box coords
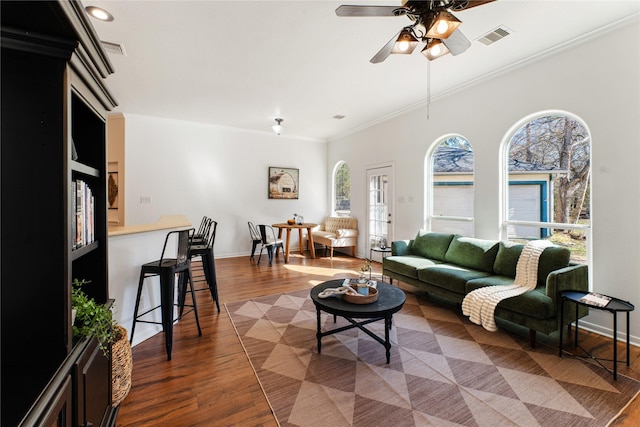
[391,240,413,256]
[545,264,589,304]
[336,228,357,238]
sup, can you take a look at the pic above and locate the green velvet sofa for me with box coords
[382,231,589,347]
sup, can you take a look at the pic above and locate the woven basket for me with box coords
[111,325,132,407]
[342,285,378,304]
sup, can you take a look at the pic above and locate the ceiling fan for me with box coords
[336,0,495,63]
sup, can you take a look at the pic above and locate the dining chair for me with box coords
[257,224,284,266]
[248,221,262,259]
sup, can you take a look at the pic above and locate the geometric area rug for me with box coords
[226,288,640,427]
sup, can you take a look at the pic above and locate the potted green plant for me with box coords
[72,279,132,406]
[359,259,371,282]
[72,278,117,356]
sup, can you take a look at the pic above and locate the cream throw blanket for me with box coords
[461,240,553,332]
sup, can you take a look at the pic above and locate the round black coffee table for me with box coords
[310,279,406,363]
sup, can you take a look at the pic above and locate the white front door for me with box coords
[366,165,393,263]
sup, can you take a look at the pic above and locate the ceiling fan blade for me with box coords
[442,28,471,55]
[336,5,402,17]
[370,30,402,64]
[450,0,496,11]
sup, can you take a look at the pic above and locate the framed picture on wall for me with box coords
[268,167,299,199]
[108,171,119,209]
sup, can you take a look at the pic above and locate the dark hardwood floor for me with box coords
[115,251,640,426]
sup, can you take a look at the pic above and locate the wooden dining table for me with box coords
[271,222,317,263]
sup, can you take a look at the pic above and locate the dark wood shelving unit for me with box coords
[1,1,117,426]
[72,161,101,178]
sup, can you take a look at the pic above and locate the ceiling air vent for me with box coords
[477,26,512,46]
[101,40,126,56]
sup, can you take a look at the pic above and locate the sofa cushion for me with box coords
[383,256,442,279]
[313,230,335,238]
[324,217,356,234]
[537,245,571,287]
[336,228,357,238]
[465,274,515,290]
[391,240,412,256]
[444,236,499,273]
[466,277,555,320]
[418,264,491,294]
[492,241,571,286]
[411,230,454,261]
[493,241,524,278]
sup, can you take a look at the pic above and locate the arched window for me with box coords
[502,112,591,263]
[426,135,474,236]
[333,161,351,216]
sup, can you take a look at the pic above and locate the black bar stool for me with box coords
[192,216,213,246]
[130,228,202,360]
[181,220,220,313]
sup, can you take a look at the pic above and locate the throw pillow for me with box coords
[493,241,525,277]
[444,236,499,273]
[411,230,455,261]
[537,244,571,286]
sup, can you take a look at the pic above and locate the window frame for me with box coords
[425,134,474,235]
[332,160,351,216]
[500,110,592,266]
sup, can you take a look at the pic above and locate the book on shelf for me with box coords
[73,179,95,250]
[71,138,79,161]
[578,292,611,308]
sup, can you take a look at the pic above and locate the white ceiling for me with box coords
[86,0,639,140]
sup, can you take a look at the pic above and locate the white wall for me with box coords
[123,115,328,256]
[328,19,640,342]
[108,115,327,341]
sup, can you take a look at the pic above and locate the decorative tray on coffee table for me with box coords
[342,285,378,304]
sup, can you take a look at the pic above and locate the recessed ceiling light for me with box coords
[86,6,114,22]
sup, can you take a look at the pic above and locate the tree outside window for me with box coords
[506,113,591,263]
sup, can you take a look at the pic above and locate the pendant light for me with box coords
[272,118,284,135]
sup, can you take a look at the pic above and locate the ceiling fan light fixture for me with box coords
[272,118,284,135]
[391,29,419,54]
[425,11,461,39]
[422,39,450,61]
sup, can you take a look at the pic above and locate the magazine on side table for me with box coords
[578,292,611,307]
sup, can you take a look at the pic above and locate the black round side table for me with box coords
[559,290,634,380]
[369,246,392,280]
